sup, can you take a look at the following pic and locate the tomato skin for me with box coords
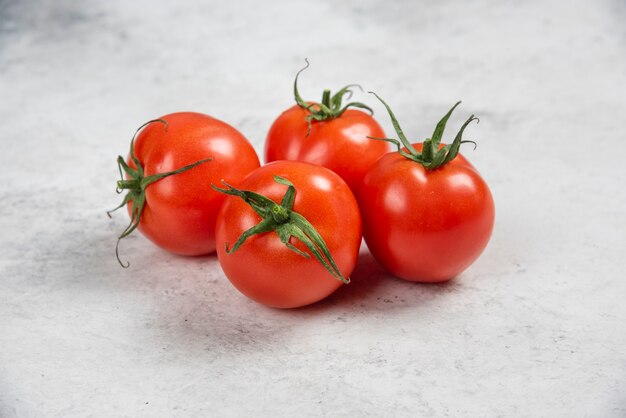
[215,161,362,308]
[264,104,388,193]
[127,112,260,255]
[358,144,494,282]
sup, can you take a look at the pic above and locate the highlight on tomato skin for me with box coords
[214,160,362,309]
[357,94,495,282]
[359,150,495,282]
[109,112,260,266]
[264,60,389,194]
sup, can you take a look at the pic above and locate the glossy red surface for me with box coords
[358,143,495,282]
[264,105,388,193]
[128,112,260,255]
[215,161,362,308]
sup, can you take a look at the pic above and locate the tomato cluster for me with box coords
[110,62,494,308]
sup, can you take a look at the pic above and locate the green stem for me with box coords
[212,176,350,284]
[368,92,479,170]
[271,204,290,224]
[292,59,374,136]
[108,120,212,268]
[368,91,418,155]
[117,179,140,190]
[321,89,331,108]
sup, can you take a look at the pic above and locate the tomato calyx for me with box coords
[108,119,212,268]
[294,59,373,136]
[212,176,350,284]
[368,92,479,170]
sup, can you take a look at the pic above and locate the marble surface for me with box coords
[2,0,625,416]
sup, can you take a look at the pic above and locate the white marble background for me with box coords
[1,0,625,416]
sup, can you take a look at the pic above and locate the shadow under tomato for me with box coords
[316,250,389,307]
[104,236,468,355]
[292,249,388,314]
[295,246,466,316]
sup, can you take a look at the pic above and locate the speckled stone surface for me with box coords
[1,0,625,416]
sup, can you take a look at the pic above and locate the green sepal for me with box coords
[225,218,276,254]
[441,116,480,165]
[431,101,461,147]
[428,145,449,169]
[368,92,480,170]
[293,59,373,137]
[108,119,212,268]
[368,91,418,155]
[421,138,435,162]
[212,176,349,284]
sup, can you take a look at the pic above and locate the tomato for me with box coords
[264,60,388,193]
[358,95,495,282]
[110,112,260,264]
[214,161,362,308]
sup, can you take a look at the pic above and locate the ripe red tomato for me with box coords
[214,161,362,308]
[264,61,388,193]
[359,96,495,282]
[111,112,260,263]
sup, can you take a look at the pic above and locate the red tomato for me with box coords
[358,96,495,282]
[264,61,388,193]
[215,161,362,308]
[112,112,260,262]
[265,106,387,192]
